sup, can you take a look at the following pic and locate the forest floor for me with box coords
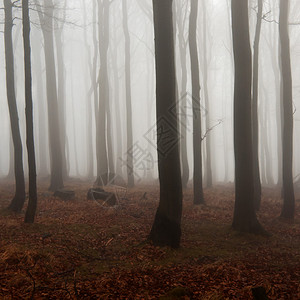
[0,179,299,299]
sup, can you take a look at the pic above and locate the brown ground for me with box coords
[0,179,299,299]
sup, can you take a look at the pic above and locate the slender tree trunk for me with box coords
[23,0,37,223]
[279,0,295,219]
[35,0,64,191]
[252,0,263,210]
[106,93,115,181]
[92,0,99,130]
[261,84,274,186]
[201,0,212,188]
[4,0,26,212]
[82,0,94,179]
[122,0,135,187]
[6,136,14,179]
[96,0,109,186]
[231,0,265,234]
[7,14,22,180]
[54,17,68,179]
[189,0,204,205]
[267,17,283,187]
[149,0,182,248]
[32,41,48,177]
[111,15,123,177]
[70,71,79,176]
[176,1,189,189]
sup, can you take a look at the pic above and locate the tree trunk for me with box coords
[82,0,94,179]
[252,0,263,210]
[32,40,48,177]
[201,0,212,188]
[231,0,265,234]
[111,12,123,178]
[149,0,182,248]
[176,1,189,189]
[6,135,14,179]
[279,0,295,219]
[95,0,109,186]
[4,0,26,212]
[106,92,115,181]
[23,0,37,223]
[261,84,274,186]
[35,0,64,191]
[54,15,69,180]
[123,0,135,187]
[189,0,204,205]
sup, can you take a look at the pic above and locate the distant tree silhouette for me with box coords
[95,0,110,186]
[122,0,135,187]
[35,0,64,191]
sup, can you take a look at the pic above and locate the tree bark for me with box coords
[111,12,123,177]
[32,39,48,177]
[176,1,189,189]
[35,0,64,191]
[95,0,109,186]
[149,0,182,248]
[231,0,265,234]
[22,0,37,223]
[82,0,94,179]
[201,0,213,188]
[54,6,69,180]
[4,0,26,212]
[252,0,263,210]
[189,0,204,204]
[279,0,295,219]
[122,0,135,187]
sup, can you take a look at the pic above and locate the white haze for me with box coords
[0,0,299,185]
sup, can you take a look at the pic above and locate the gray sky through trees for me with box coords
[0,0,299,186]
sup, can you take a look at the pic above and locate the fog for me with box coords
[0,0,300,186]
[1,1,300,296]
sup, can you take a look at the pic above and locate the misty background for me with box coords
[0,0,299,186]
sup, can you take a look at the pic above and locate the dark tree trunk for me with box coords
[231,0,265,234]
[22,0,37,223]
[252,0,263,210]
[35,0,64,191]
[4,0,26,212]
[279,0,295,219]
[7,21,22,181]
[95,0,109,186]
[149,0,182,248]
[189,0,204,205]
[123,0,135,187]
